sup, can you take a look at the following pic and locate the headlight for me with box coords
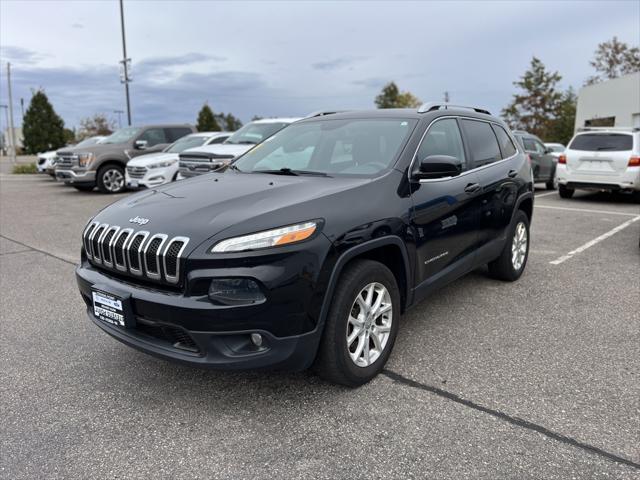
[147,159,177,169]
[211,221,318,253]
[77,152,94,167]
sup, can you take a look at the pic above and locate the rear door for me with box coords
[409,118,481,283]
[566,133,633,177]
[460,119,519,248]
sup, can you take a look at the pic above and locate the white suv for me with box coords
[556,128,640,198]
[178,118,301,179]
[125,131,231,188]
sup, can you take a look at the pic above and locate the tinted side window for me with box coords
[416,119,466,169]
[208,135,228,144]
[165,127,192,143]
[461,120,501,167]
[139,128,168,147]
[492,125,517,158]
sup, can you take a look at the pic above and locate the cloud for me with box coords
[351,77,389,89]
[71,23,84,29]
[0,45,48,65]
[311,56,367,71]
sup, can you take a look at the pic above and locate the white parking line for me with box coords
[534,191,557,198]
[535,204,640,217]
[549,215,640,265]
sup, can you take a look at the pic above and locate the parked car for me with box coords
[513,131,557,189]
[544,142,565,158]
[125,132,231,189]
[39,136,106,176]
[76,103,533,386]
[178,118,300,179]
[556,127,640,198]
[55,124,195,193]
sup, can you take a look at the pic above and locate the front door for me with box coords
[409,118,481,285]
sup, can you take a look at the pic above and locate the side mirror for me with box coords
[134,139,148,150]
[416,155,462,179]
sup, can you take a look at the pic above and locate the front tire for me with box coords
[314,260,400,387]
[558,184,574,198]
[97,164,125,193]
[488,210,530,282]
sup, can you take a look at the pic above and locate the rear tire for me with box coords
[559,184,574,198]
[97,164,125,193]
[314,260,400,387]
[488,210,530,282]
[546,171,557,190]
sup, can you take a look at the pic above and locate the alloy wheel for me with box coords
[103,169,124,192]
[346,282,393,367]
[511,221,528,271]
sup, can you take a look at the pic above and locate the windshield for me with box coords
[233,118,417,177]
[101,127,141,144]
[548,144,565,152]
[165,135,208,153]
[569,133,633,151]
[225,122,290,145]
[75,137,103,148]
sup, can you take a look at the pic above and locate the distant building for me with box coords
[574,72,640,131]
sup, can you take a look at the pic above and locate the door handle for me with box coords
[508,169,518,178]
[464,183,481,194]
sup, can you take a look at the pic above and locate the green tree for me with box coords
[63,128,76,145]
[502,57,563,139]
[545,88,577,145]
[77,114,115,140]
[196,103,220,131]
[374,82,421,109]
[586,36,640,85]
[221,113,243,131]
[21,90,66,154]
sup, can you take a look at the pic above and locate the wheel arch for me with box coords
[515,192,534,223]
[318,236,412,329]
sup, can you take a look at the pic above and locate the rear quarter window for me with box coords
[491,125,517,158]
[569,133,633,152]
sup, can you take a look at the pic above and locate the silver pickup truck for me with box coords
[55,124,195,193]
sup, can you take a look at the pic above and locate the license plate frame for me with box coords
[91,286,135,328]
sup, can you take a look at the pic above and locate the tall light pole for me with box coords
[119,0,132,126]
[6,63,17,163]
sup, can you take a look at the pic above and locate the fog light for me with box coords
[250,333,263,347]
[208,278,266,306]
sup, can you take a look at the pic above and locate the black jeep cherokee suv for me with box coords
[76,104,533,386]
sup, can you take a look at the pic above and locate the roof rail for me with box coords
[418,102,491,116]
[304,110,348,119]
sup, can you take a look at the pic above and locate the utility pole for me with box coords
[6,63,17,163]
[444,91,450,103]
[114,109,124,128]
[20,98,25,119]
[119,0,132,126]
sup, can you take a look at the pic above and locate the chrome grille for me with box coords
[82,224,189,285]
[56,153,78,169]
[127,166,147,179]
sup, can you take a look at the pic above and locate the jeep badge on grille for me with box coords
[129,216,149,226]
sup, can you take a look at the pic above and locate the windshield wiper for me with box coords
[253,168,330,177]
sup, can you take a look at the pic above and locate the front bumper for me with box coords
[75,240,330,370]
[56,168,96,185]
[556,165,640,191]
[126,165,177,188]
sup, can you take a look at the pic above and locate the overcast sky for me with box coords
[1,0,638,130]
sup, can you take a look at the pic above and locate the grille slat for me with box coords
[83,226,188,285]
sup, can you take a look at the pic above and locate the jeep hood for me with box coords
[91,170,377,252]
[58,142,126,156]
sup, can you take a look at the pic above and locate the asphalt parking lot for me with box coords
[1,172,639,479]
